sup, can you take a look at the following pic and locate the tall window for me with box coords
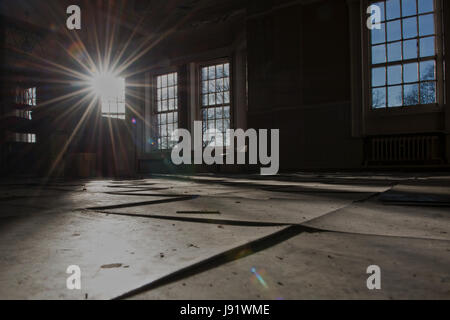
[201,62,231,147]
[16,87,36,106]
[13,133,36,143]
[101,77,126,119]
[15,110,32,120]
[369,0,442,109]
[155,72,178,150]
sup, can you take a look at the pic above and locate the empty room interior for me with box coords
[0,0,449,300]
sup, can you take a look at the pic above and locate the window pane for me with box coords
[373,2,386,21]
[371,23,385,44]
[420,36,435,57]
[404,84,419,105]
[418,0,434,14]
[209,93,216,105]
[372,87,386,109]
[388,42,402,62]
[216,78,224,92]
[372,44,386,64]
[216,64,224,78]
[403,62,418,83]
[208,66,215,79]
[420,60,435,80]
[388,65,402,85]
[202,68,208,81]
[224,63,230,77]
[403,39,418,59]
[216,93,224,104]
[419,14,435,36]
[420,81,436,104]
[223,106,230,119]
[401,0,416,16]
[387,20,401,41]
[386,0,401,20]
[388,85,403,107]
[402,17,417,38]
[372,67,386,87]
[208,108,215,120]
[208,80,215,93]
[224,91,230,104]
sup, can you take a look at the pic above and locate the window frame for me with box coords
[363,0,445,114]
[197,57,234,149]
[150,69,180,152]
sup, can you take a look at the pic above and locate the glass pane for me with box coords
[224,78,230,91]
[402,17,417,39]
[388,85,403,107]
[372,87,386,109]
[202,81,208,94]
[420,60,435,80]
[208,66,215,79]
[217,119,224,133]
[386,0,401,20]
[216,93,224,104]
[372,67,386,87]
[388,42,402,61]
[216,78,224,92]
[216,64,224,78]
[373,2,386,21]
[207,108,215,120]
[403,62,418,83]
[209,93,216,105]
[418,0,434,14]
[202,94,208,106]
[372,45,386,64]
[202,67,208,81]
[387,20,401,41]
[388,65,402,85]
[224,91,230,104]
[224,63,230,77]
[404,84,419,105]
[216,107,224,119]
[223,106,230,119]
[401,0,416,16]
[403,39,418,59]
[420,36,435,57]
[208,80,215,93]
[168,73,174,86]
[419,14,435,36]
[371,23,385,44]
[420,81,436,104]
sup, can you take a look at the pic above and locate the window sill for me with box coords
[368,104,444,117]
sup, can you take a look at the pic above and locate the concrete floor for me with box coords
[0,173,449,299]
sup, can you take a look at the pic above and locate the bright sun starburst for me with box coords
[89,72,124,98]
